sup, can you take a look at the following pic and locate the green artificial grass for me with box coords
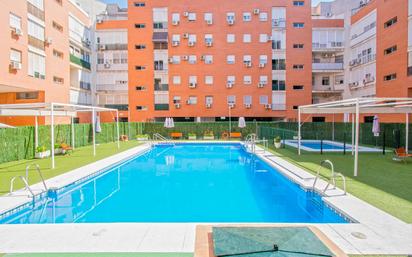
[266,145,412,223]
[0,141,142,195]
[3,253,192,257]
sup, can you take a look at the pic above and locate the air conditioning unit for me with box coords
[188,41,195,46]
[172,41,179,47]
[258,82,265,88]
[206,20,213,25]
[206,103,212,108]
[168,57,174,63]
[189,82,197,88]
[45,37,53,45]
[182,55,189,61]
[186,100,192,104]
[259,63,265,68]
[245,104,251,109]
[228,103,235,108]
[253,9,260,15]
[206,41,213,47]
[104,63,111,68]
[273,20,279,26]
[12,27,23,36]
[226,82,233,88]
[96,19,103,23]
[349,60,355,66]
[183,12,189,17]
[172,20,179,25]
[265,104,272,109]
[227,19,234,25]
[10,61,21,70]
[201,55,206,61]
[175,103,181,109]
[244,62,252,67]
[183,33,189,39]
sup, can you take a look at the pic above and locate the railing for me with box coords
[349,54,376,68]
[27,2,45,21]
[312,63,344,71]
[96,84,128,91]
[152,133,175,145]
[351,0,373,15]
[312,160,346,195]
[97,44,128,51]
[10,176,35,198]
[272,18,286,28]
[28,35,45,51]
[25,164,48,192]
[312,42,344,50]
[70,54,91,70]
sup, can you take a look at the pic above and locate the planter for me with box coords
[54,148,63,155]
[35,150,50,159]
[203,136,215,140]
[188,136,197,140]
[137,136,149,141]
[274,142,282,149]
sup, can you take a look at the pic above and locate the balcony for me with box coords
[27,2,44,21]
[104,104,129,111]
[351,0,374,16]
[28,36,45,51]
[70,54,91,70]
[312,42,344,51]
[312,62,344,72]
[272,18,286,28]
[96,84,128,92]
[349,54,376,68]
[154,84,169,91]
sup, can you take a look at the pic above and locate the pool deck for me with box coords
[0,142,411,255]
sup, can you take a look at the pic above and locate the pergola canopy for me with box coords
[298,98,411,177]
[0,102,120,169]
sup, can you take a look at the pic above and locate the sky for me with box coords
[100,0,334,8]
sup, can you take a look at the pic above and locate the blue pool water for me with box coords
[0,143,348,224]
[300,141,350,150]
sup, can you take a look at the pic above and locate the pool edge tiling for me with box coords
[0,142,411,255]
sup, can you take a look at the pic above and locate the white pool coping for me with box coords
[0,141,411,255]
[285,139,383,152]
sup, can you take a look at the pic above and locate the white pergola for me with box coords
[0,103,120,169]
[298,98,412,176]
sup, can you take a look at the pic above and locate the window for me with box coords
[272,80,285,90]
[28,19,45,41]
[259,95,268,105]
[243,34,251,43]
[384,17,397,28]
[227,12,235,23]
[293,85,304,90]
[227,55,235,64]
[244,95,252,105]
[259,76,268,84]
[204,13,213,24]
[136,86,146,91]
[205,76,213,85]
[172,13,180,24]
[243,12,251,22]
[154,60,164,70]
[16,92,39,100]
[172,76,181,85]
[189,76,197,84]
[227,95,236,104]
[243,55,252,66]
[134,23,146,28]
[259,12,268,22]
[153,22,165,29]
[188,12,196,21]
[188,34,197,44]
[53,76,64,84]
[10,49,21,63]
[28,0,44,10]
[188,55,197,64]
[293,44,304,49]
[227,76,235,84]
[53,49,63,59]
[312,117,325,122]
[272,59,286,70]
[188,96,197,104]
[259,34,269,43]
[173,96,181,104]
[172,55,181,64]
[135,65,146,70]
[9,13,21,30]
[384,73,396,81]
[293,64,304,70]
[205,96,213,104]
[293,22,304,28]
[205,34,213,45]
[204,55,213,64]
[227,34,235,43]
[153,42,168,49]
[322,76,330,85]
[243,76,252,85]
[52,21,63,32]
[136,106,147,111]
[28,51,45,79]
[134,2,145,6]
[135,44,146,49]
[259,55,268,64]
[293,1,305,6]
[384,45,397,55]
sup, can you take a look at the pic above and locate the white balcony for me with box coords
[96,84,128,92]
[312,42,344,51]
[312,62,344,72]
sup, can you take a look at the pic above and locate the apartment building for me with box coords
[127,0,313,122]
[0,0,94,125]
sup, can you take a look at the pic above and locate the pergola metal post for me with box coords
[354,99,360,177]
[51,103,55,169]
[92,108,96,157]
[406,113,409,153]
[351,113,355,156]
[71,116,75,149]
[298,108,301,155]
[34,116,38,148]
[116,110,120,149]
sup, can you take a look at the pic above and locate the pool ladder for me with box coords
[152,133,175,146]
[312,160,346,196]
[9,164,48,198]
[244,134,268,154]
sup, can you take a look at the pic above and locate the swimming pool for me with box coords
[0,143,349,224]
[285,140,382,152]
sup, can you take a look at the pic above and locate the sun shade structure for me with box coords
[0,102,120,169]
[298,98,412,176]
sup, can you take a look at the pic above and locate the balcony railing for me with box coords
[351,0,373,15]
[27,2,45,21]
[96,84,128,91]
[312,63,344,71]
[104,104,129,111]
[154,84,169,91]
[312,42,344,50]
[349,54,376,68]
[28,35,45,51]
[70,54,91,70]
[272,18,286,28]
